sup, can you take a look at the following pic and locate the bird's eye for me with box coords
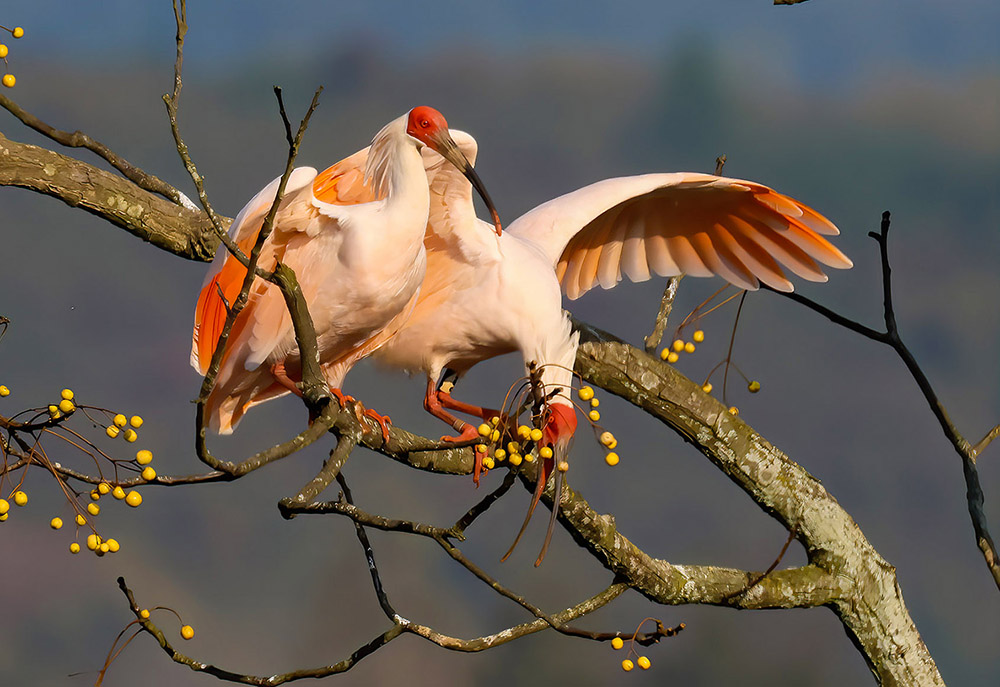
[420,120,430,128]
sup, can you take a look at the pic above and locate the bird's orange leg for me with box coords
[437,389,502,424]
[271,362,303,396]
[424,378,480,443]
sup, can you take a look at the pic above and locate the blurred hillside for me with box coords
[1,7,998,687]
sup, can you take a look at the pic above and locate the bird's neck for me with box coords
[525,312,579,406]
[365,120,427,207]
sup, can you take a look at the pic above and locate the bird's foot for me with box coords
[329,387,356,408]
[439,421,480,443]
[271,362,303,396]
[363,407,392,445]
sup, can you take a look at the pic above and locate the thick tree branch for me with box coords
[0,132,220,261]
[0,92,191,207]
[571,320,944,685]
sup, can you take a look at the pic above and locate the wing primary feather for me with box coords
[621,212,651,282]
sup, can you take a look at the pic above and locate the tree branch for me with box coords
[0,132,220,261]
[0,92,192,207]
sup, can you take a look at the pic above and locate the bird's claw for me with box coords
[363,407,392,445]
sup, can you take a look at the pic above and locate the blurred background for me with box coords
[1,1,997,685]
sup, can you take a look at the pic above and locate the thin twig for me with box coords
[0,93,191,207]
[770,211,1000,589]
[643,276,683,353]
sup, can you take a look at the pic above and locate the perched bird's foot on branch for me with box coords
[362,407,392,445]
[329,387,356,408]
[271,361,303,396]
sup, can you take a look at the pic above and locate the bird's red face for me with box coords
[405,106,450,147]
[404,106,503,235]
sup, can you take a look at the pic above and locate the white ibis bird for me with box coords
[305,130,852,562]
[190,108,501,437]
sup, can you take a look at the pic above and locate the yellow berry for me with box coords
[693,329,705,343]
[539,446,553,459]
[578,386,594,401]
[142,466,156,481]
[140,609,150,620]
[508,454,523,466]
[106,425,120,439]
[112,486,126,500]
[483,457,495,470]
[87,503,100,516]
[98,482,111,495]
[493,449,506,461]
[89,489,101,501]
[729,406,739,415]
[489,429,500,442]
[517,425,531,439]
[557,461,569,472]
[0,499,8,515]
[135,450,153,465]
[638,656,651,670]
[588,410,600,422]
[69,542,80,554]
[106,538,120,553]
[125,490,142,507]
[51,517,63,530]
[2,74,15,88]
[86,533,101,551]
[12,27,24,39]
[113,414,127,427]
[124,429,138,443]
[590,398,599,408]
[488,416,500,426]
[666,351,679,363]
[702,382,713,393]
[475,443,487,454]
[0,513,7,522]
[611,636,624,650]
[659,348,670,361]
[0,45,7,59]
[622,659,634,672]
[599,431,615,446]
[523,453,535,463]
[48,405,61,418]
[99,542,110,554]
[684,342,696,354]
[0,385,9,396]
[476,423,490,437]
[61,388,74,401]
[529,428,543,442]
[75,514,86,526]
[129,415,143,428]
[59,399,75,413]
[506,441,520,453]
[180,625,195,640]
[672,339,684,352]
[605,452,620,467]
[13,490,27,506]
[748,380,761,393]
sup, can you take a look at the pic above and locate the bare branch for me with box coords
[0,92,191,206]
[117,576,403,686]
[643,276,683,354]
[0,132,219,261]
[769,211,1000,589]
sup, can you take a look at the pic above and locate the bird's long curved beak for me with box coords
[429,132,502,235]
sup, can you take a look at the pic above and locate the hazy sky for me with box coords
[6,0,999,84]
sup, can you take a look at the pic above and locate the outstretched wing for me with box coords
[505,173,852,299]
